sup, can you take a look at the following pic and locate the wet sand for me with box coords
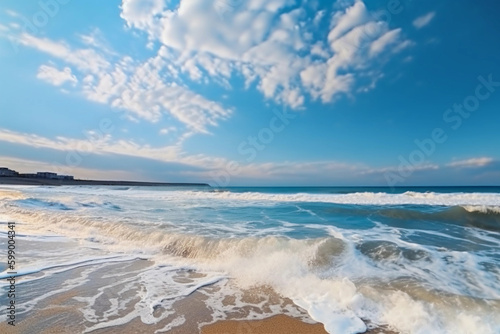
[200,316,400,334]
[201,314,328,334]
[0,257,398,334]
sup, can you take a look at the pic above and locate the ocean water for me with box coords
[0,185,499,333]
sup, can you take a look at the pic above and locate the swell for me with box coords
[2,205,346,269]
[376,206,500,232]
[15,198,73,210]
[321,204,500,232]
[185,190,500,207]
[4,202,500,333]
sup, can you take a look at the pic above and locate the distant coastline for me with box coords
[0,177,210,187]
[0,167,209,187]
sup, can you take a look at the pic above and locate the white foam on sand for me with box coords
[1,187,499,333]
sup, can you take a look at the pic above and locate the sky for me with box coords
[0,0,499,186]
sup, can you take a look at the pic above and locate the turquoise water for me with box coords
[0,185,499,333]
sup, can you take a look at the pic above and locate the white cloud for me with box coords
[79,28,117,56]
[0,128,180,163]
[89,55,232,131]
[363,163,439,175]
[310,42,329,58]
[447,157,494,169]
[159,126,177,135]
[327,0,369,42]
[5,9,19,17]
[37,64,78,86]
[413,12,436,29]
[18,33,109,74]
[120,0,164,33]
[119,0,412,108]
[6,128,494,185]
[6,0,415,171]
[0,156,135,181]
[0,127,372,183]
[0,127,247,177]
[17,33,231,133]
[313,10,325,26]
[369,28,401,57]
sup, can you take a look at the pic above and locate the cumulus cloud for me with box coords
[14,0,413,132]
[3,0,419,184]
[37,65,78,86]
[120,0,165,33]
[82,53,231,130]
[413,12,436,29]
[18,32,231,133]
[119,0,412,108]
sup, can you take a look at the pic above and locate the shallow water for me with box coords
[0,185,499,333]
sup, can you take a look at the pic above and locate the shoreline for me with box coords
[201,315,328,334]
[201,316,400,334]
[0,177,209,187]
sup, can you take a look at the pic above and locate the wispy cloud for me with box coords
[1,127,498,185]
[18,33,110,74]
[37,64,78,86]
[0,128,180,163]
[0,128,369,183]
[0,127,231,176]
[362,163,440,175]
[447,157,494,169]
[78,28,117,56]
[15,33,232,133]
[159,127,177,135]
[413,12,436,29]
[369,28,402,57]
[0,156,135,181]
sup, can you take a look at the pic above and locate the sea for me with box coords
[0,185,499,333]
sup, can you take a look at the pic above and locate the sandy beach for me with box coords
[0,255,393,334]
[2,185,498,333]
[0,257,333,334]
[201,315,328,334]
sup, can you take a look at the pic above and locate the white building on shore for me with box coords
[36,172,74,180]
[0,167,19,177]
[0,168,74,180]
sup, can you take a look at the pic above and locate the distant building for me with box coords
[1,168,74,180]
[0,167,19,177]
[37,172,58,179]
[35,172,74,180]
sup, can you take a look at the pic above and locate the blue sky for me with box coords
[0,0,499,186]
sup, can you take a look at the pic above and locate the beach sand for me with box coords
[201,316,399,334]
[0,257,398,334]
[201,314,328,334]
